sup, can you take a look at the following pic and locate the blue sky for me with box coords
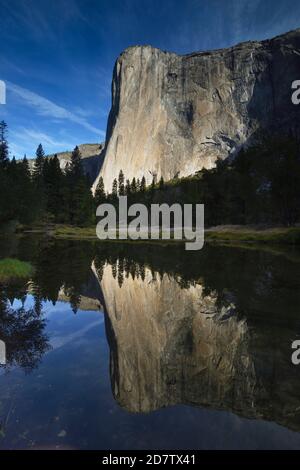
[0,0,300,158]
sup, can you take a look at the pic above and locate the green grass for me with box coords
[205,227,300,245]
[19,223,300,246]
[54,225,97,239]
[0,258,34,282]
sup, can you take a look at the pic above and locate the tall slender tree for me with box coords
[95,176,106,206]
[118,170,125,196]
[33,143,45,181]
[0,120,9,167]
[140,176,146,193]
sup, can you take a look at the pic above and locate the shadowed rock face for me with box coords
[91,260,300,431]
[94,28,300,191]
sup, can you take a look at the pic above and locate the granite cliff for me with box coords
[94,28,300,191]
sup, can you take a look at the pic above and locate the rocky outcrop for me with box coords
[94,28,300,191]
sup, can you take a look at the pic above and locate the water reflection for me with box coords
[94,254,300,431]
[0,284,50,373]
[1,236,300,447]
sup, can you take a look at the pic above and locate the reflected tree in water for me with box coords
[0,292,51,373]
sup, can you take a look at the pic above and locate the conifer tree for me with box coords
[0,120,9,167]
[69,145,83,179]
[43,155,64,221]
[125,179,131,196]
[65,146,94,225]
[118,170,125,195]
[131,177,137,194]
[33,143,45,181]
[95,176,106,206]
[112,178,118,196]
[140,176,146,192]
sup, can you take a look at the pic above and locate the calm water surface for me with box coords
[1,236,300,449]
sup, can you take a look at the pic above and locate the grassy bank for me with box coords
[0,258,34,282]
[205,226,300,245]
[53,225,97,239]
[15,223,300,246]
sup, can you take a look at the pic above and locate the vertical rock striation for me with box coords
[94,28,300,191]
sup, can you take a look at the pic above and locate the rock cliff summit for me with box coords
[93,28,300,192]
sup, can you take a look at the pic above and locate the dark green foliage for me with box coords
[125,179,131,196]
[43,155,65,222]
[105,134,300,228]
[140,176,146,193]
[64,146,94,226]
[95,176,106,206]
[130,177,137,194]
[0,120,9,167]
[112,178,118,197]
[1,121,299,230]
[32,143,45,181]
[159,176,165,190]
[118,169,125,195]
[0,124,95,227]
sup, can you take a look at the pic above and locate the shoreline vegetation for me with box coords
[0,258,34,282]
[11,223,300,246]
[1,121,300,244]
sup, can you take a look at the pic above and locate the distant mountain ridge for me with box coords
[29,143,105,184]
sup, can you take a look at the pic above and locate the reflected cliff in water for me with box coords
[1,236,300,439]
[91,244,300,431]
[97,262,251,414]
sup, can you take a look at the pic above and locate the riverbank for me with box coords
[205,225,300,245]
[0,258,34,282]
[12,223,300,246]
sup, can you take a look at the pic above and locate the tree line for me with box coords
[0,121,94,226]
[95,134,300,227]
[1,118,300,229]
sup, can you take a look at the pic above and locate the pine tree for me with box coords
[112,178,118,196]
[159,176,165,190]
[136,178,141,192]
[95,176,106,206]
[18,155,36,223]
[140,176,146,192]
[131,177,137,194]
[33,143,45,181]
[118,170,125,195]
[22,155,30,176]
[65,146,94,226]
[125,179,131,196]
[0,120,9,167]
[43,155,64,221]
[151,176,156,191]
[69,145,83,179]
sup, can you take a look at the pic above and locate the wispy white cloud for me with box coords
[6,81,104,137]
[9,127,78,158]
[14,128,75,148]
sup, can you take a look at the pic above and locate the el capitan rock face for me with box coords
[94,28,300,191]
